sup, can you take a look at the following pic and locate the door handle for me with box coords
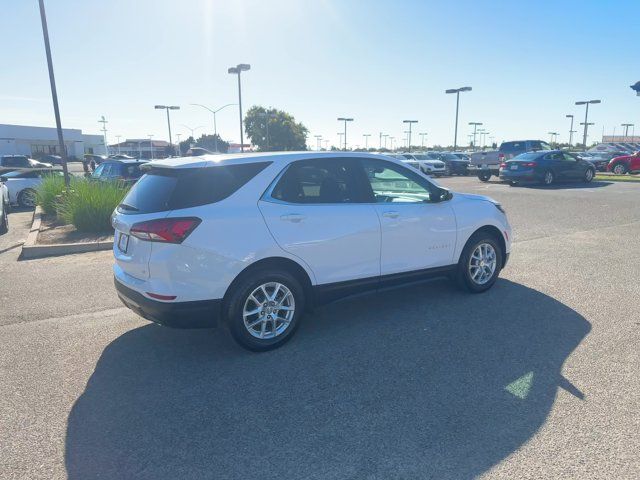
[382,211,400,219]
[280,214,306,223]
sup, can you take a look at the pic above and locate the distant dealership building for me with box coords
[0,123,106,160]
[109,139,170,159]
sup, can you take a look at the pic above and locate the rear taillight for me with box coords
[500,162,507,168]
[130,217,201,243]
[522,162,537,167]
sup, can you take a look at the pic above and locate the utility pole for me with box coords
[38,0,70,186]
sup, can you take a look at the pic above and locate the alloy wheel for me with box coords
[613,164,626,175]
[585,169,594,182]
[242,282,295,339]
[544,171,554,185]
[468,243,497,285]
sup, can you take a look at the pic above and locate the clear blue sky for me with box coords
[2,0,639,149]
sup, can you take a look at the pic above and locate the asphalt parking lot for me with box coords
[1,176,639,479]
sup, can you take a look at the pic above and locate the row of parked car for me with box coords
[387,152,472,176]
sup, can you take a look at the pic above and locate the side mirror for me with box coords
[432,188,452,202]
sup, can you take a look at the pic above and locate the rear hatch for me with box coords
[113,162,271,280]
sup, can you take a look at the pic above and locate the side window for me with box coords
[360,158,436,203]
[92,164,106,177]
[271,158,365,204]
[562,153,577,162]
[546,152,564,161]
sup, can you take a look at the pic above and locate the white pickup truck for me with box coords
[469,140,552,181]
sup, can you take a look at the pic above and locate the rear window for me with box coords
[118,162,271,214]
[512,152,544,161]
[500,142,525,153]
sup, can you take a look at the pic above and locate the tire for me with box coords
[0,204,8,235]
[541,170,554,186]
[456,231,503,293]
[478,172,491,182]
[583,168,595,183]
[226,270,305,351]
[612,163,627,175]
[18,189,37,208]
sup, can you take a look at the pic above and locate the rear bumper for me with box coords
[499,170,540,182]
[115,278,221,329]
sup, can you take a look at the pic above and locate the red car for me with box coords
[607,151,640,174]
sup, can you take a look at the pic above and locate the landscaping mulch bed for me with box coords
[37,214,113,245]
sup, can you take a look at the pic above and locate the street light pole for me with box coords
[419,132,428,149]
[382,134,389,149]
[566,114,575,146]
[337,117,353,151]
[38,0,70,186]
[115,135,122,155]
[621,123,634,142]
[469,122,483,151]
[337,132,344,150]
[190,103,237,152]
[363,134,371,150]
[314,135,322,151]
[445,86,472,150]
[403,120,418,152]
[575,99,601,150]
[148,135,154,160]
[180,124,205,140]
[257,112,277,150]
[155,105,180,153]
[228,64,251,152]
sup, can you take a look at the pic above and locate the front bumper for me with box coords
[115,278,221,329]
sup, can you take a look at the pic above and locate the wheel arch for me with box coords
[466,225,507,268]
[222,256,316,314]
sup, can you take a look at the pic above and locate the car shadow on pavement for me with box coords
[516,181,612,190]
[65,279,590,480]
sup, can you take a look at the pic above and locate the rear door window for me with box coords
[270,158,366,204]
[119,162,271,214]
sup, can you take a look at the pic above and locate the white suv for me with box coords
[113,152,511,351]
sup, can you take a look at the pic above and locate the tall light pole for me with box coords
[548,131,559,146]
[337,117,353,151]
[621,123,634,142]
[403,120,418,152]
[363,133,371,150]
[175,133,182,154]
[115,135,122,155]
[180,124,205,140]
[566,114,575,146]
[147,134,154,160]
[419,132,428,149]
[314,135,322,151]
[337,132,344,150]
[257,112,277,151]
[390,136,396,150]
[98,115,108,155]
[228,63,251,152]
[445,86,472,150]
[575,100,601,150]
[379,132,384,149]
[382,134,389,149]
[469,122,483,151]
[38,0,70,186]
[190,103,236,152]
[155,105,180,153]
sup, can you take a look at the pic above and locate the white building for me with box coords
[109,139,170,159]
[0,124,107,160]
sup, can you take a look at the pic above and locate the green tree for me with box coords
[244,106,308,151]
[178,134,229,155]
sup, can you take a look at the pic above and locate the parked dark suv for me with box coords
[91,159,148,184]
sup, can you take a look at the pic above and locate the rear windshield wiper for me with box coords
[118,203,139,212]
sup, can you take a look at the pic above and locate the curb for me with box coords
[20,207,113,260]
